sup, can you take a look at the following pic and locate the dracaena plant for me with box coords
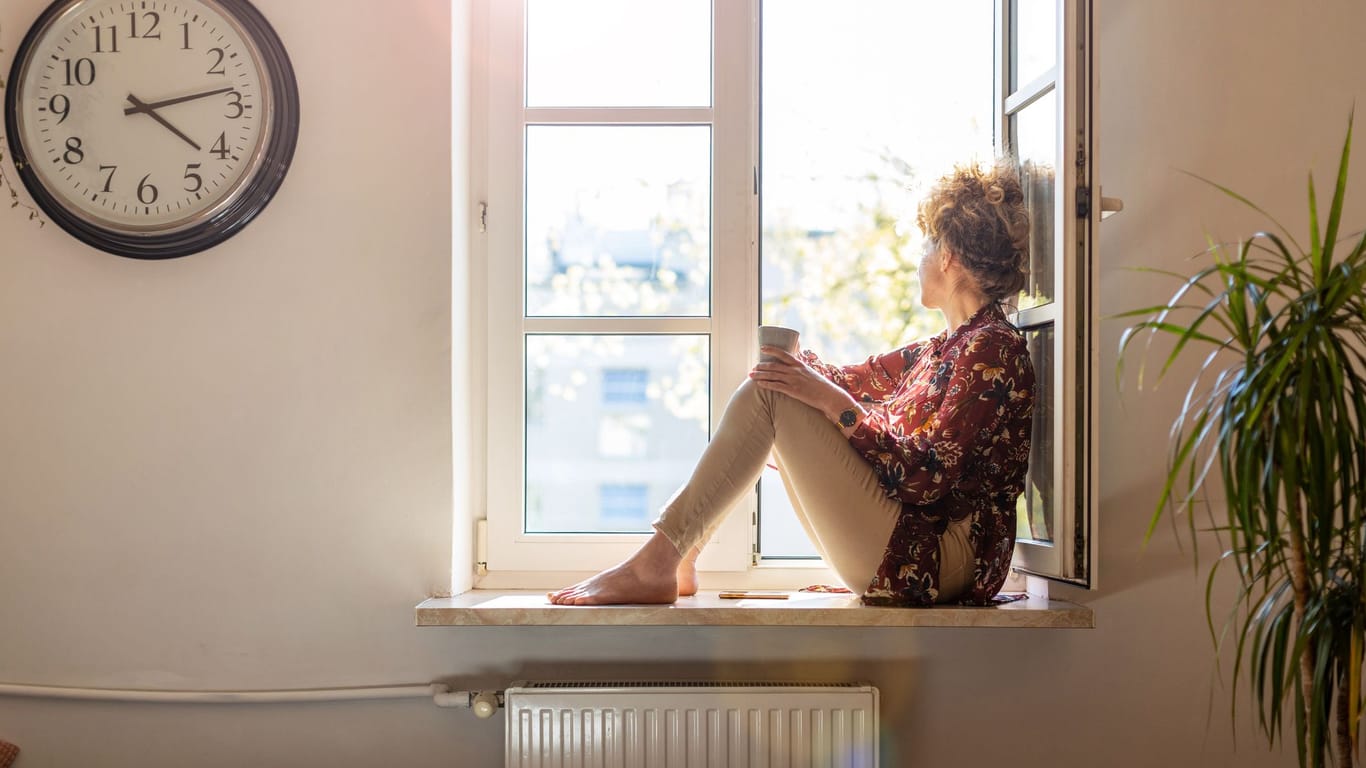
[1119,113,1366,768]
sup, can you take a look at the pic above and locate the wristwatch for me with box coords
[838,408,860,428]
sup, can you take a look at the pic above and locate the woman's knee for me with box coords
[730,377,768,408]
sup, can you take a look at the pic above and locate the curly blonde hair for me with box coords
[916,159,1030,302]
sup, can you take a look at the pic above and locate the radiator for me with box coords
[503,681,879,768]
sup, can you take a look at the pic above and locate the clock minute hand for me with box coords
[123,86,236,115]
[125,94,202,151]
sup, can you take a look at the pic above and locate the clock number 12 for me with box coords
[128,11,161,39]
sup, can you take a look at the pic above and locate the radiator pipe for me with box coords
[0,681,503,713]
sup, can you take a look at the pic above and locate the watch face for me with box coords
[4,0,298,258]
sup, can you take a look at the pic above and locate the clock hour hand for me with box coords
[125,94,202,151]
[123,86,236,115]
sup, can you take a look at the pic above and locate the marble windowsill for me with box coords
[415,590,1094,628]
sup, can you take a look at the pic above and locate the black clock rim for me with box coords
[3,0,299,260]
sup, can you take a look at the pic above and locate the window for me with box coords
[998,0,1098,584]
[471,0,1097,588]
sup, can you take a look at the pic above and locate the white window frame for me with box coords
[467,0,1097,591]
[997,0,1098,586]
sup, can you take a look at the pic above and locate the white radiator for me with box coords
[503,681,879,768]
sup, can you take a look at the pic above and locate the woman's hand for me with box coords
[750,346,859,424]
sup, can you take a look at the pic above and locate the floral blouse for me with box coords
[801,303,1035,606]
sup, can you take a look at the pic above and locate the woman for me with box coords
[549,159,1036,607]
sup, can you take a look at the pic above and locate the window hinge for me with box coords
[475,519,488,577]
[1076,186,1091,219]
[753,166,758,195]
[478,201,488,233]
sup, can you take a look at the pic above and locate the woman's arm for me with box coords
[845,329,1034,505]
[800,344,922,404]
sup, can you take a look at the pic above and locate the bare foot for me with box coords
[548,532,683,606]
[676,547,700,597]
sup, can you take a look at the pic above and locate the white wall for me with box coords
[1,0,1363,765]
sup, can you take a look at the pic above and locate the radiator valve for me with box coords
[430,684,502,717]
[471,691,499,719]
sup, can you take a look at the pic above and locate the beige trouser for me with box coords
[654,379,974,599]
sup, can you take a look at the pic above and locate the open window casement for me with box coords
[999,0,1098,587]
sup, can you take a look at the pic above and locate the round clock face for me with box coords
[4,0,298,258]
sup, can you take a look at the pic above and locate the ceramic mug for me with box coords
[757,325,800,363]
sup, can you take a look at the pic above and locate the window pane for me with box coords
[1017,324,1054,543]
[526,126,711,317]
[759,0,992,556]
[1011,0,1056,91]
[526,0,710,107]
[525,335,710,533]
[758,471,820,559]
[1010,90,1057,310]
[760,0,993,363]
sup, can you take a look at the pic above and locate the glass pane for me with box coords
[759,0,992,556]
[761,0,993,361]
[1010,90,1057,310]
[526,126,711,317]
[1017,324,1054,543]
[758,471,820,559]
[526,0,710,108]
[1011,0,1057,91]
[525,335,710,533]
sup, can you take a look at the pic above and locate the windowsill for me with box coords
[415,590,1094,628]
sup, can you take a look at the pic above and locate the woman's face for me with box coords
[918,240,946,309]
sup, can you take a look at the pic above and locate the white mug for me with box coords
[758,325,800,362]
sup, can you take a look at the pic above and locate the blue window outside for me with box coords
[601,368,649,405]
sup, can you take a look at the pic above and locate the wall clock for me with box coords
[3,0,299,259]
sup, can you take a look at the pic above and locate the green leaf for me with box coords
[1321,109,1355,282]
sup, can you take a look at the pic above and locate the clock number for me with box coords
[99,165,117,193]
[183,163,204,193]
[180,22,192,50]
[210,132,231,160]
[206,48,227,76]
[62,58,96,87]
[137,175,159,205]
[128,11,162,39]
[49,94,71,124]
[63,137,84,165]
[93,25,119,54]
[224,91,245,119]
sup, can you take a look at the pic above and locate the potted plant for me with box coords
[1120,114,1366,768]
